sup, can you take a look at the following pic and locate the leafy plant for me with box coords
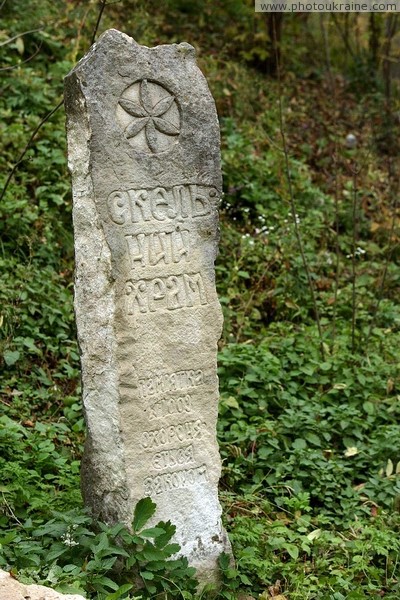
[1,498,198,599]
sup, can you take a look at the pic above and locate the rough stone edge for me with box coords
[0,570,86,600]
[64,70,130,524]
[70,29,197,74]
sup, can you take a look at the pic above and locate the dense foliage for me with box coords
[1,2,400,598]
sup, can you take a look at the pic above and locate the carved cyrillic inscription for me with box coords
[144,464,208,496]
[152,444,195,470]
[149,394,193,420]
[108,185,217,225]
[141,419,207,449]
[139,369,203,397]
[125,227,189,269]
[126,272,207,317]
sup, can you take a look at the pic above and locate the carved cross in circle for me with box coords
[118,79,180,154]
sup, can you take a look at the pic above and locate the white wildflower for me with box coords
[61,533,79,547]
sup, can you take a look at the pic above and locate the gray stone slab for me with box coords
[64,29,231,583]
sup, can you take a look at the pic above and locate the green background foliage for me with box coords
[1,1,400,598]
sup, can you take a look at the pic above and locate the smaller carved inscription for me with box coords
[149,394,193,420]
[139,369,203,398]
[144,464,207,496]
[125,227,189,269]
[141,419,207,449]
[126,272,207,318]
[108,185,217,225]
[152,444,195,470]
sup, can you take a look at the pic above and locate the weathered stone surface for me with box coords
[64,30,231,582]
[0,570,85,600]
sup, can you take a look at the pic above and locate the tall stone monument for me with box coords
[64,30,230,581]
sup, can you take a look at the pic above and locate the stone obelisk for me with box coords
[64,30,230,582]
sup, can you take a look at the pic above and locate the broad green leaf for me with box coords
[363,401,375,415]
[154,521,176,548]
[162,542,180,556]
[307,528,321,541]
[93,576,119,591]
[46,544,69,562]
[320,362,332,371]
[133,497,156,532]
[305,432,320,446]
[0,532,16,545]
[22,337,40,353]
[219,552,231,570]
[62,564,80,574]
[143,560,166,571]
[222,396,239,409]
[3,350,20,366]
[32,522,67,537]
[90,532,110,555]
[105,584,134,600]
[357,373,366,385]
[118,530,141,545]
[301,366,315,376]
[126,555,137,569]
[104,547,130,558]
[101,522,126,537]
[163,558,185,571]
[292,438,306,450]
[140,527,165,538]
[286,544,299,560]
[239,573,252,585]
[142,545,165,561]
